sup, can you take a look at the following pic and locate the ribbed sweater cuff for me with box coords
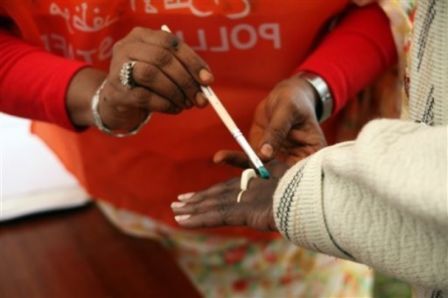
[273,151,347,259]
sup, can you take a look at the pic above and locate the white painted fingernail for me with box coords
[175,215,191,222]
[178,192,195,201]
[171,202,186,209]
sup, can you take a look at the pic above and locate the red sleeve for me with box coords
[0,31,88,130]
[297,3,397,115]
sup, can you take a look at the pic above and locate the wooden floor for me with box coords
[0,204,201,298]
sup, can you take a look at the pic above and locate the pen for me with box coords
[161,25,270,179]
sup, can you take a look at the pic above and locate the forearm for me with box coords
[66,68,105,128]
[297,3,397,115]
[0,30,102,130]
[274,120,448,290]
[323,154,447,290]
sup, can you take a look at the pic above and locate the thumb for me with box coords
[213,150,251,169]
[260,107,293,160]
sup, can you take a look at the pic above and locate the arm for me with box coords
[216,3,398,166]
[0,28,213,132]
[170,121,446,289]
[0,30,89,130]
[273,120,448,290]
[297,3,398,116]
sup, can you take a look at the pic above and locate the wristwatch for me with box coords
[299,72,333,123]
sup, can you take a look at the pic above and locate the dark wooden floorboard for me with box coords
[0,205,201,298]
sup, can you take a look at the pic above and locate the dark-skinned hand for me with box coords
[213,75,326,168]
[171,161,288,231]
[66,27,213,130]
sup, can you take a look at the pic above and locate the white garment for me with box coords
[273,0,448,296]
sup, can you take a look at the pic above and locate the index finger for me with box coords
[213,150,251,168]
[160,26,214,84]
[132,27,214,85]
[173,41,214,85]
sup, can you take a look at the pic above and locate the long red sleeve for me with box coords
[0,4,396,129]
[298,3,398,115]
[0,31,88,130]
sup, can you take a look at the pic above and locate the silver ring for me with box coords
[120,61,137,89]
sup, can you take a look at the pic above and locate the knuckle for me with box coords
[218,202,232,219]
[156,48,173,66]
[191,205,200,214]
[170,89,184,103]
[136,64,158,84]
[130,26,145,36]
[208,184,223,194]
[112,41,124,55]
[162,33,180,49]
[180,76,197,92]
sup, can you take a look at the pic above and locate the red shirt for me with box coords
[0,1,396,239]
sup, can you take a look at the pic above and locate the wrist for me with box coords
[66,67,107,129]
[288,74,320,118]
[296,72,333,123]
[91,80,152,138]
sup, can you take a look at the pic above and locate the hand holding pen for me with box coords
[162,25,270,179]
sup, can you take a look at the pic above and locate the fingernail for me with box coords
[171,201,186,209]
[178,192,195,201]
[261,144,274,158]
[196,93,208,107]
[199,69,213,83]
[175,214,191,222]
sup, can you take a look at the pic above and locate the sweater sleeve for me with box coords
[0,30,88,130]
[273,119,448,291]
[297,3,398,115]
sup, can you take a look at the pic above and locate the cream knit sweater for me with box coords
[273,0,448,296]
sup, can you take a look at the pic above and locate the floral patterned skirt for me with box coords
[98,201,372,298]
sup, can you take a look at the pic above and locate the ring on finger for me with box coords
[236,169,257,203]
[120,61,137,89]
[236,189,245,203]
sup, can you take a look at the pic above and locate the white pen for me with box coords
[161,25,270,179]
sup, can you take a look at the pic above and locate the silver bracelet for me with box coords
[299,72,333,123]
[91,79,151,138]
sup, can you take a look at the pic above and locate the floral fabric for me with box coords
[99,201,372,298]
